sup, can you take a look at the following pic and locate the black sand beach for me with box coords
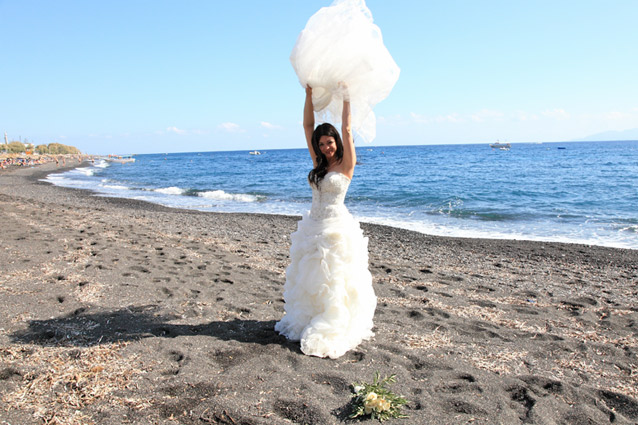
[1,163,636,424]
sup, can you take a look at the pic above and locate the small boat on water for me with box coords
[249,150,262,155]
[490,142,511,150]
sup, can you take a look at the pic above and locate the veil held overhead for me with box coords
[290,0,400,144]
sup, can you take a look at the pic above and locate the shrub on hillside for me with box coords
[35,144,49,154]
[46,143,81,155]
[7,142,26,153]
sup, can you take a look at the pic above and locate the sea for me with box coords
[44,141,638,250]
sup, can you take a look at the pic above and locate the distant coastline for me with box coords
[576,127,638,142]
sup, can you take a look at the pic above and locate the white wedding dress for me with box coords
[275,171,377,359]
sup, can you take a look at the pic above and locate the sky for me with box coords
[1,0,637,154]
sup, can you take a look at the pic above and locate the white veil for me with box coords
[290,0,400,144]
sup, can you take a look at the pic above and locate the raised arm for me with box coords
[303,86,317,167]
[340,90,356,179]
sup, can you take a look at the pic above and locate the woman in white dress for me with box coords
[275,85,377,359]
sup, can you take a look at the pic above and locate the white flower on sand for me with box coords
[349,372,408,420]
[363,391,392,414]
[378,398,391,411]
[364,392,379,414]
[365,392,377,401]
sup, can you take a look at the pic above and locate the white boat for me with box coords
[249,150,261,155]
[490,142,511,150]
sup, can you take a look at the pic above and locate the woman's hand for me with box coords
[337,81,350,102]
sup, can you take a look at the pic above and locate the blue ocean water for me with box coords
[45,141,638,249]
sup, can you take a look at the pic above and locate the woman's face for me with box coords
[318,135,337,160]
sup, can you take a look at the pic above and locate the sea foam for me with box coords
[155,187,185,195]
[199,190,259,203]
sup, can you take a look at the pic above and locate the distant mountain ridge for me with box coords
[576,128,638,142]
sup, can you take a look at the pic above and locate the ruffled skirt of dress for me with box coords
[274,211,377,359]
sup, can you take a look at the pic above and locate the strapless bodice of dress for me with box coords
[309,171,350,220]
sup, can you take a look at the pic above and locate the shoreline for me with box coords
[29,160,638,252]
[0,163,637,424]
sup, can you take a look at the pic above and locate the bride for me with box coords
[274,85,377,359]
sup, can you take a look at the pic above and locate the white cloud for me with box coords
[435,113,463,123]
[541,108,570,120]
[410,112,464,124]
[260,121,283,130]
[218,122,243,133]
[603,109,638,121]
[377,114,407,126]
[157,127,207,136]
[166,126,187,134]
[515,111,539,121]
[410,112,430,124]
[470,109,505,123]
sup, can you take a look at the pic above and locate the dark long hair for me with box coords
[308,123,344,187]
